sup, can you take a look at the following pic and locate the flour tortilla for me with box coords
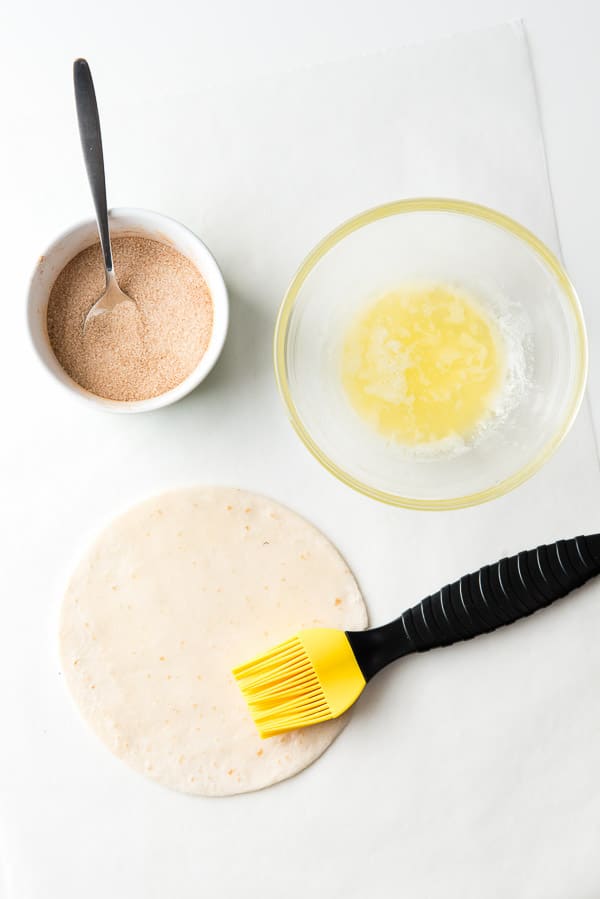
[60,487,367,796]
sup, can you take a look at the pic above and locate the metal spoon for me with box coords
[73,58,135,330]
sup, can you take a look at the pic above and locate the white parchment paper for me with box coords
[2,21,600,899]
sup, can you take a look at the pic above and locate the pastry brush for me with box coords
[233,534,600,738]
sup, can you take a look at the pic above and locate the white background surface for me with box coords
[2,3,600,898]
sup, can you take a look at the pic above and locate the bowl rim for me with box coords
[273,197,588,511]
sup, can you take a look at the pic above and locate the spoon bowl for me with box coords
[83,271,136,331]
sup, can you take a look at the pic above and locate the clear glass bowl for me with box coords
[274,199,587,510]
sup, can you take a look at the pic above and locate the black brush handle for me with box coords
[347,535,600,681]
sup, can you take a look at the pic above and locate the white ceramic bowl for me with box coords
[27,207,229,413]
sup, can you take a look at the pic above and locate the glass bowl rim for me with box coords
[274,198,588,511]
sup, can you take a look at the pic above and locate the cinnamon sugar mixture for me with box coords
[47,236,213,401]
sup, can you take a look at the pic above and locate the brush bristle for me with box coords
[232,635,331,738]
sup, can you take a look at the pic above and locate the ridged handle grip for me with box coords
[348,535,600,681]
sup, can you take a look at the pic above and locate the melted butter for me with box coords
[341,284,505,445]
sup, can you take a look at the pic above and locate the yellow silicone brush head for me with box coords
[233,628,367,738]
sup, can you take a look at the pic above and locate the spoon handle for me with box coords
[73,58,114,276]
